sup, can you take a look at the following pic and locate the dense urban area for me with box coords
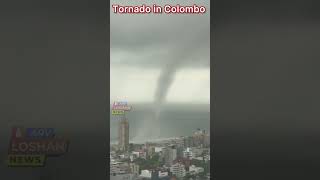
[110,122,210,180]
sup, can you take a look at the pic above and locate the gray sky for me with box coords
[110,0,210,104]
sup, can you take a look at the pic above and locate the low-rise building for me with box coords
[155,147,163,153]
[183,147,193,159]
[170,163,186,178]
[140,170,152,179]
[189,165,204,175]
[130,163,140,175]
[110,173,136,180]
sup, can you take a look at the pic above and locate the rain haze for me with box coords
[110,0,210,142]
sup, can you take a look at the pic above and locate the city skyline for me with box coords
[110,127,210,179]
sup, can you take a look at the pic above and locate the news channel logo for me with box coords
[111,101,131,115]
[7,127,69,167]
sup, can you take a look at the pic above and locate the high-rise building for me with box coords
[176,146,184,159]
[192,128,207,147]
[118,117,129,152]
[164,145,177,167]
[183,136,194,148]
[204,134,210,148]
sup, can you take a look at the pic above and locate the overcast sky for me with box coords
[110,0,210,104]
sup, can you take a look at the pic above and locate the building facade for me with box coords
[164,145,177,167]
[118,117,129,152]
[170,163,186,178]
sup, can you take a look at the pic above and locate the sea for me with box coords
[110,103,210,144]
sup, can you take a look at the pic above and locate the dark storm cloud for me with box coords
[110,0,210,139]
[110,0,210,68]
